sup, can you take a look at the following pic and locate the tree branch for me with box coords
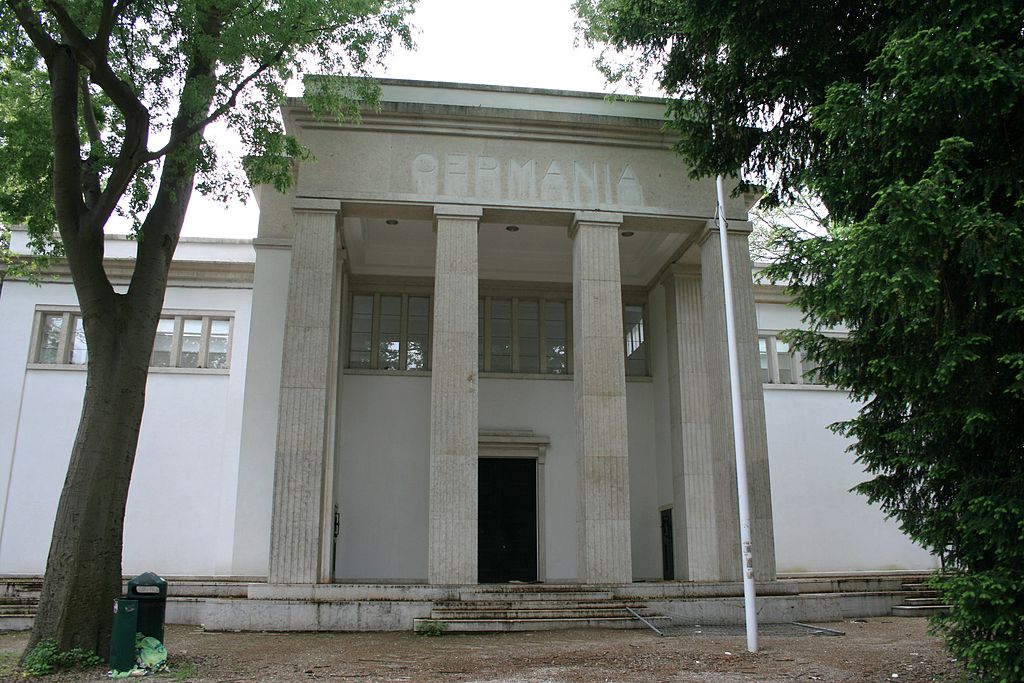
[5,0,58,58]
[42,1,152,230]
[144,49,287,162]
[80,73,102,211]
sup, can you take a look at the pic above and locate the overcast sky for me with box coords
[181,0,661,238]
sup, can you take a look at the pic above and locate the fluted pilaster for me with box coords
[570,211,632,584]
[269,199,342,584]
[664,268,721,580]
[428,204,481,584]
[700,221,777,581]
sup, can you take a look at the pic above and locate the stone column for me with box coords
[663,266,720,581]
[570,211,633,584]
[428,204,481,584]
[700,220,777,581]
[268,199,342,584]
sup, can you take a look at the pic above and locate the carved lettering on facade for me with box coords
[508,159,536,200]
[444,153,469,197]
[411,153,645,207]
[540,161,567,202]
[413,154,438,196]
[476,156,501,200]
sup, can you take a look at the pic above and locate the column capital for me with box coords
[661,263,702,288]
[698,218,753,246]
[434,204,483,220]
[292,198,343,214]
[569,211,623,240]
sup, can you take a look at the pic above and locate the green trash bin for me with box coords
[126,572,167,643]
[109,598,138,672]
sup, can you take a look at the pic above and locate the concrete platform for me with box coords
[3,572,936,633]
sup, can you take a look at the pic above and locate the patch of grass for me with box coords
[166,662,198,681]
[20,639,103,677]
[0,651,19,676]
[415,620,447,637]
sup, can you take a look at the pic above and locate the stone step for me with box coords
[904,596,944,606]
[0,596,37,606]
[901,582,937,592]
[437,599,643,610]
[459,590,613,602]
[0,615,34,631]
[2,579,43,599]
[431,607,643,620]
[892,605,951,617]
[415,615,670,633]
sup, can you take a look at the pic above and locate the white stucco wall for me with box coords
[756,301,937,573]
[0,277,252,576]
[335,373,431,581]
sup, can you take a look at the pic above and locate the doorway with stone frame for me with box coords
[477,430,548,583]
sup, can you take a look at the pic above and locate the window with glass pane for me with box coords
[758,337,770,383]
[69,316,88,365]
[543,301,568,374]
[490,298,513,372]
[179,319,203,368]
[775,339,796,383]
[207,319,230,369]
[151,319,174,367]
[37,314,64,364]
[517,300,540,373]
[624,305,647,376]
[407,296,430,370]
[378,295,402,370]
[349,295,373,368]
[799,351,821,384]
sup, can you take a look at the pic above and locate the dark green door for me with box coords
[478,458,537,583]
[661,508,675,580]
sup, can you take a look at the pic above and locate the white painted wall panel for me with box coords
[335,373,431,581]
[764,387,937,572]
[626,381,660,581]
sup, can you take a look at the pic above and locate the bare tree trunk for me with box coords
[27,296,160,655]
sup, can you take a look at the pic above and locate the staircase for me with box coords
[892,581,950,617]
[414,584,669,633]
[1,577,41,631]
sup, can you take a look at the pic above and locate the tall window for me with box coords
[758,333,822,385]
[478,296,570,374]
[32,309,232,370]
[623,304,648,376]
[348,293,432,371]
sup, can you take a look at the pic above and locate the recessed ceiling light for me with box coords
[385,219,399,226]
[621,231,634,237]
[505,225,519,232]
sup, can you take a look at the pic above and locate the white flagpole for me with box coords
[716,174,759,653]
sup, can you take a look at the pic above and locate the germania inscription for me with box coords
[412,153,644,207]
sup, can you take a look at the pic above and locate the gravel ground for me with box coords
[0,617,961,682]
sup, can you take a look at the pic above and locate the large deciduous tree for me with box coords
[576,0,1024,678]
[1,0,412,658]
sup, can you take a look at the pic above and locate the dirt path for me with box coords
[0,618,960,682]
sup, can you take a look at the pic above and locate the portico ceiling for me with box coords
[341,215,699,288]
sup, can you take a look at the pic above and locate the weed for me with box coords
[416,620,447,637]
[21,639,103,676]
[168,662,198,681]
